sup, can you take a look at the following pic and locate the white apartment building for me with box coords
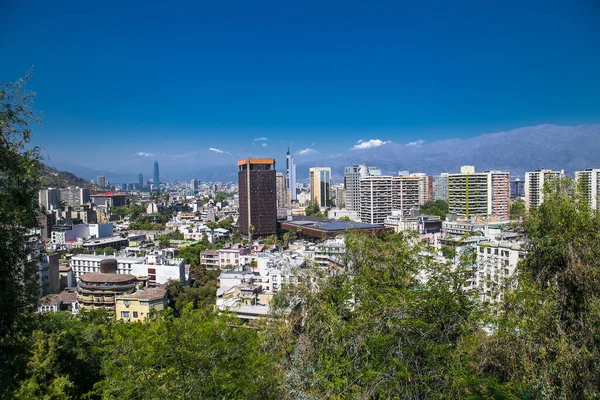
[448,166,510,220]
[51,223,113,246]
[575,168,600,210]
[524,169,564,210]
[359,175,393,223]
[70,253,185,284]
[467,241,526,303]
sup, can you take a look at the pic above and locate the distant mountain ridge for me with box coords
[47,124,600,182]
[297,124,600,180]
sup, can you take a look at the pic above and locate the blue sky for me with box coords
[2,0,600,178]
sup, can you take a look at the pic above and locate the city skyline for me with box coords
[2,1,600,175]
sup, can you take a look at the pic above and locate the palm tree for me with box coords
[248,224,255,242]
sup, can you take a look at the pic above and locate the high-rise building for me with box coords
[191,178,198,191]
[447,166,510,220]
[334,187,346,207]
[408,173,432,205]
[97,176,106,187]
[344,164,378,211]
[153,161,160,190]
[392,175,420,216]
[575,169,600,210]
[275,172,288,209]
[359,175,393,223]
[433,173,449,201]
[309,167,331,207]
[138,173,144,191]
[524,169,564,210]
[39,188,59,211]
[286,148,297,202]
[58,187,90,208]
[510,178,525,198]
[238,158,277,237]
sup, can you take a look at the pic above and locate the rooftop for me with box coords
[79,272,137,283]
[90,192,129,197]
[117,287,166,301]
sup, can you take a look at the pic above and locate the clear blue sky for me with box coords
[1,0,599,177]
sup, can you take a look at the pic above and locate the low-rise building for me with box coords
[71,252,185,284]
[77,259,140,311]
[467,241,527,303]
[115,286,167,322]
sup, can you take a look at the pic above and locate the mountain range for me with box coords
[47,124,600,183]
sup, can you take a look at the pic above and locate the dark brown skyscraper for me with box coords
[238,158,277,237]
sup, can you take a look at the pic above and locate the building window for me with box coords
[121,311,130,319]
[133,311,138,318]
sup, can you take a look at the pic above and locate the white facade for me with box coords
[468,241,526,303]
[524,169,564,210]
[70,253,185,284]
[575,169,600,210]
[433,173,448,201]
[51,223,114,246]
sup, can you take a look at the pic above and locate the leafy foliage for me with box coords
[509,199,525,220]
[420,199,449,220]
[96,309,281,399]
[0,74,43,398]
[471,177,600,398]
[305,203,325,218]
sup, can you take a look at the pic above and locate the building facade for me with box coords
[39,188,59,211]
[275,172,288,209]
[286,148,297,202]
[58,187,90,208]
[309,167,331,208]
[71,253,185,284]
[344,164,371,212]
[575,168,600,210]
[359,175,393,223]
[238,158,277,237]
[153,161,160,190]
[448,166,510,220]
[524,169,564,210]
[433,173,449,201]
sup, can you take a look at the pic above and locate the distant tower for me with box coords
[286,147,297,202]
[97,176,106,187]
[238,158,277,237]
[138,173,144,191]
[191,178,198,191]
[153,161,160,190]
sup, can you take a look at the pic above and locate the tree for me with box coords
[269,231,486,398]
[305,203,325,218]
[264,235,280,247]
[96,309,282,399]
[158,235,171,249]
[509,199,526,220]
[472,177,600,398]
[420,199,449,220]
[248,224,255,242]
[0,73,43,397]
[102,247,115,255]
[338,216,352,222]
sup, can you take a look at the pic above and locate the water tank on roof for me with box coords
[100,258,118,274]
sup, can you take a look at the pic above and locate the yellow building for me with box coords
[115,286,167,322]
[309,167,331,207]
